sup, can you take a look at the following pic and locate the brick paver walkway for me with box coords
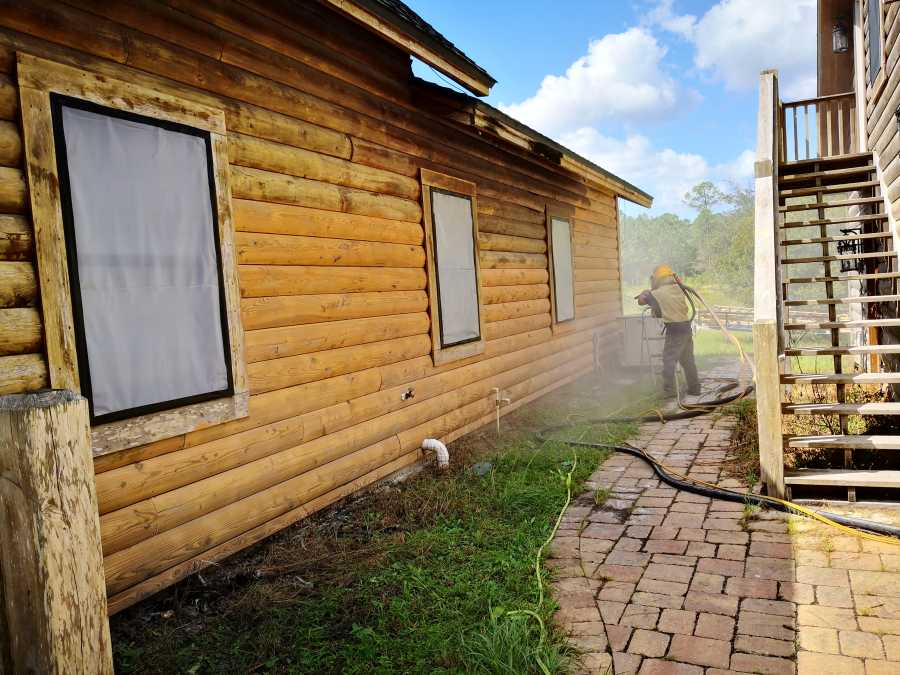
[551,390,900,674]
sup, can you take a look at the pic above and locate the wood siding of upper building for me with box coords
[865,1,900,215]
[0,0,626,612]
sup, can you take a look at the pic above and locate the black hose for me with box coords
[536,435,900,539]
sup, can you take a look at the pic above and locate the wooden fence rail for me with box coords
[780,91,857,162]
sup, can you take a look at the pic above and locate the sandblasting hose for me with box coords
[537,431,900,543]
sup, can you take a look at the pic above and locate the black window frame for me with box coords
[50,93,234,425]
[428,186,483,349]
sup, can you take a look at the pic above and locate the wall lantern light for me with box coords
[833,19,849,53]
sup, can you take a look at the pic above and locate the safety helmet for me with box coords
[650,264,675,289]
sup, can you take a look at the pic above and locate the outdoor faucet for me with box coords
[493,387,511,436]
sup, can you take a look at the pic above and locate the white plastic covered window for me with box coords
[550,217,575,322]
[431,189,481,346]
[868,0,882,85]
[53,96,232,422]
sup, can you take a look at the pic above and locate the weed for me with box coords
[739,498,760,531]
[594,487,611,506]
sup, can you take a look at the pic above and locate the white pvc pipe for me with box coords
[421,438,449,470]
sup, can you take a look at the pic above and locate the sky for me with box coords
[406,0,818,217]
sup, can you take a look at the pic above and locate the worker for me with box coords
[636,264,700,398]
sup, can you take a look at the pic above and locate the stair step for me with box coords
[780,152,873,168]
[785,271,900,284]
[787,434,900,449]
[779,196,884,212]
[780,213,888,229]
[782,373,900,384]
[786,345,900,356]
[781,232,891,246]
[781,251,893,264]
[785,468,900,488]
[780,165,874,182]
[780,180,879,198]
[784,318,900,330]
[784,402,900,415]
[785,294,900,306]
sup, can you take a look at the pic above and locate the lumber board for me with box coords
[239,264,425,298]
[241,290,429,330]
[0,353,47,394]
[232,198,423,245]
[245,312,429,363]
[0,261,36,307]
[235,231,424,268]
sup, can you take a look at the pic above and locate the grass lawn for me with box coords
[693,326,753,367]
[111,373,655,674]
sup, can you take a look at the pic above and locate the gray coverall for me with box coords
[639,278,700,396]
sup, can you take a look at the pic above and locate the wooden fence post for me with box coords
[753,70,786,499]
[0,390,113,674]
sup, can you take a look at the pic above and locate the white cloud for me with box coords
[499,28,683,136]
[650,0,816,99]
[561,128,753,214]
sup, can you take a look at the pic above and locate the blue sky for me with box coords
[406,0,818,216]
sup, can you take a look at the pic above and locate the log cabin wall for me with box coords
[0,0,628,613]
[864,0,899,216]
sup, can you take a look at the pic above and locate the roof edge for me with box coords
[318,0,496,96]
[473,102,653,208]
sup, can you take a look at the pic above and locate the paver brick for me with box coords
[865,660,900,675]
[690,572,725,594]
[686,542,716,557]
[851,570,900,598]
[620,603,661,629]
[778,582,814,605]
[596,564,645,583]
[741,599,794,617]
[628,629,670,658]
[667,634,732,668]
[658,608,696,635]
[729,652,795,675]
[684,591,739,616]
[607,550,653,567]
[734,635,795,657]
[637,578,689,596]
[637,659,703,675]
[612,651,642,675]
[795,566,849,587]
[643,539,689,555]
[632,591,684,609]
[798,605,858,630]
[745,556,795,582]
[883,634,900,661]
[706,530,749,545]
[568,621,606,636]
[829,552,883,571]
[725,577,778,599]
[749,541,792,559]
[858,617,900,635]
[695,612,735,641]
[839,631,884,659]
[676,528,706,541]
[798,626,839,654]
[598,581,635,602]
[797,651,865,675]
[607,624,633,651]
[597,600,626,624]
[718,544,747,561]
[650,526,680,540]
[644,563,694,584]
[737,611,796,641]
[698,558,745,577]
[582,524,627,539]
[815,585,853,608]
[614,537,645,552]
[663,513,706,529]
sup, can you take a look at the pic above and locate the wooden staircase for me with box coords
[776,151,900,499]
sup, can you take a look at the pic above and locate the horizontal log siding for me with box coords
[0,0,626,610]
[0,53,45,394]
[866,2,900,222]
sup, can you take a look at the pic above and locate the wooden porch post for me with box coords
[0,390,113,674]
[753,70,786,499]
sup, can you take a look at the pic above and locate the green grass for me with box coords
[693,327,753,366]
[111,376,649,675]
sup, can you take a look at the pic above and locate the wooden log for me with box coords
[105,446,419,615]
[574,257,617,270]
[480,251,548,270]
[575,279,620,294]
[246,312,429,362]
[0,167,26,213]
[239,265,426,298]
[228,133,420,201]
[233,198,423,245]
[0,353,47,395]
[248,334,431,394]
[225,104,351,159]
[231,166,422,224]
[350,136,418,177]
[481,268,548,287]
[0,261,36,307]
[0,307,41,355]
[575,268,617,282]
[0,120,20,167]
[0,391,112,673]
[0,214,30,260]
[0,74,16,121]
[484,299,550,323]
[236,231,425,268]
[241,290,429,330]
[478,231,546,254]
[99,340,591,558]
[485,313,552,341]
[477,213,546,240]
[482,283,549,305]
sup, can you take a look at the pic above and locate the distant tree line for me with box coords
[620,181,754,306]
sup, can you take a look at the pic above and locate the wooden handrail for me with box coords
[783,91,854,108]
[780,91,857,161]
